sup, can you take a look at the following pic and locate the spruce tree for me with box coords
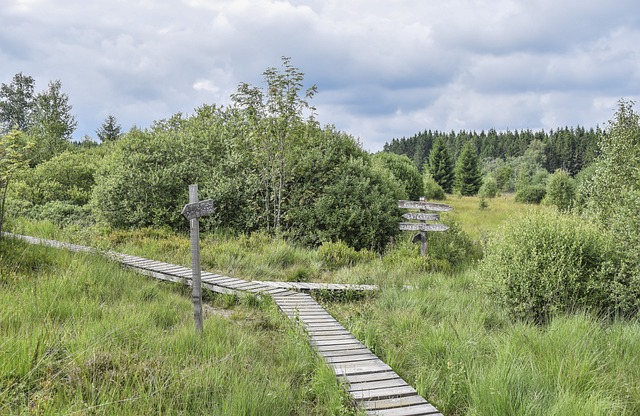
[427,137,454,193]
[96,114,122,142]
[454,141,482,196]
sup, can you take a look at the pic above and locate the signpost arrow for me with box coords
[402,212,440,221]
[397,200,453,212]
[181,199,215,221]
[399,222,450,232]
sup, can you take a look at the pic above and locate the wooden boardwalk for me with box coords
[5,233,442,415]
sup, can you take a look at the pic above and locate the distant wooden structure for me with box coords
[398,197,452,256]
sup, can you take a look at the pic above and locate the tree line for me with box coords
[384,126,600,177]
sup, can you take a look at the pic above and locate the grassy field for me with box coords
[0,238,357,415]
[3,194,640,415]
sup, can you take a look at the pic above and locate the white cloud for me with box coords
[1,0,639,150]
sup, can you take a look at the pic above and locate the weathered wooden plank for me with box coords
[340,371,400,384]
[397,200,452,212]
[348,378,408,392]
[402,212,440,221]
[181,199,214,220]
[315,343,367,352]
[362,395,428,410]
[351,386,417,401]
[366,403,443,416]
[398,222,449,232]
[332,361,393,376]
[324,354,380,364]
[319,348,373,357]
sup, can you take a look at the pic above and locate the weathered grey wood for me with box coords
[331,361,393,376]
[402,213,440,221]
[341,371,400,384]
[366,403,443,416]
[397,200,452,212]
[348,378,408,391]
[320,348,373,357]
[324,354,379,364]
[351,385,418,401]
[181,199,214,220]
[188,184,203,333]
[399,223,449,232]
[362,395,429,410]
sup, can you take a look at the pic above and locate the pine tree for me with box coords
[96,114,122,142]
[454,141,482,196]
[427,137,454,193]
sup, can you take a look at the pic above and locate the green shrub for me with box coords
[545,169,575,212]
[480,211,637,323]
[515,185,546,204]
[372,152,423,199]
[478,176,498,198]
[423,172,446,200]
[31,201,94,227]
[318,240,375,270]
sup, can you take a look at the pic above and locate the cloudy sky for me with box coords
[2,0,639,151]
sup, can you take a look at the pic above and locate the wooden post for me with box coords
[419,197,427,257]
[188,184,203,333]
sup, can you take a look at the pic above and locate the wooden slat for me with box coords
[366,404,443,416]
[363,395,429,411]
[348,378,408,391]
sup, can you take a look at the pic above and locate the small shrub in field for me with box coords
[423,173,446,200]
[479,210,637,323]
[545,169,575,212]
[515,185,546,204]
[478,176,498,198]
[318,240,375,269]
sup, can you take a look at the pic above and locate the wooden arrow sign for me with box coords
[399,222,449,232]
[181,199,214,220]
[397,200,452,212]
[402,212,440,221]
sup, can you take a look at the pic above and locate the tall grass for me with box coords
[0,238,357,415]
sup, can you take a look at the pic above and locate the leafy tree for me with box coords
[454,141,482,196]
[372,152,423,199]
[231,56,317,233]
[0,73,36,133]
[96,114,123,142]
[29,80,77,165]
[427,137,454,193]
[478,175,498,198]
[545,169,575,212]
[582,99,640,270]
[422,172,445,200]
[0,129,32,237]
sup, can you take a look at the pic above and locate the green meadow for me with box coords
[3,193,640,415]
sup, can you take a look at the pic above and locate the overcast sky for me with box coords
[2,0,639,151]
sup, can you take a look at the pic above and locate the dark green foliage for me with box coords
[454,142,482,196]
[422,172,445,200]
[0,73,35,133]
[286,152,403,251]
[480,211,636,323]
[545,169,575,212]
[96,114,122,142]
[514,185,546,204]
[13,150,98,206]
[384,126,599,177]
[427,137,454,193]
[372,152,423,199]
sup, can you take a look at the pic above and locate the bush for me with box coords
[515,185,546,204]
[478,176,498,198]
[318,240,375,269]
[545,169,575,212]
[422,172,446,200]
[479,211,637,323]
[372,152,423,199]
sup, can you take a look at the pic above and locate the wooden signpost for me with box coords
[182,184,214,333]
[398,197,452,256]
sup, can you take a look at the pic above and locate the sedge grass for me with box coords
[0,238,358,415]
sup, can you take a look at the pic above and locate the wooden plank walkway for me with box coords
[5,233,442,415]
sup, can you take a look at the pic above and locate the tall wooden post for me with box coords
[419,197,427,257]
[188,184,203,333]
